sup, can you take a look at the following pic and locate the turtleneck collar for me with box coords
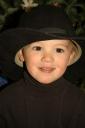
[23,71,67,97]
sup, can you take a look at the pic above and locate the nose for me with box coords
[41,52,54,63]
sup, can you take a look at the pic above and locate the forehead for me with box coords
[29,39,71,46]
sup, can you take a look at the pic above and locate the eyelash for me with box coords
[56,48,64,53]
[32,46,42,51]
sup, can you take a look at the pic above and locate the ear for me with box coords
[67,51,76,66]
[17,49,24,62]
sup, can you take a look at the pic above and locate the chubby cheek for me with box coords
[24,54,39,73]
[55,56,70,73]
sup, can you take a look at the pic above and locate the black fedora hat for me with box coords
[0,5,85,81]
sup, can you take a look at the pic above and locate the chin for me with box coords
[37,79,55,84]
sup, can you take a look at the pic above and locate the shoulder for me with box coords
[62,77,85,103]
[0,78,25,101]
[0,78,26,118]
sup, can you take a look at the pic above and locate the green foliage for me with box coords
[64,0,85,35]
[0,0,21,29]
[80,79,85,93]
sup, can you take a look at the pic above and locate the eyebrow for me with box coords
[54,43,70,48]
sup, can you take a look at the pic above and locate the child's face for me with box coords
[19,40,74,84]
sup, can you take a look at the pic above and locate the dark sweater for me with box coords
[0,71,85,128]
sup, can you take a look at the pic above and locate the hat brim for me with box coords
[0,28,85,81]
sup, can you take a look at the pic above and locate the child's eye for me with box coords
[56,48,64,53]
[32,46,42,51]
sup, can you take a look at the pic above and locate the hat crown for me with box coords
[18,5,75,36]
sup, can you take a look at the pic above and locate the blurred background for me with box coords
[0,0,85,91]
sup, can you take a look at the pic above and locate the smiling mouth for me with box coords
[39,67,55,73]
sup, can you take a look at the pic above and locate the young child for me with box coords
[0,5,85,128]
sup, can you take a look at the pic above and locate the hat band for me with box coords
[39,27,68,35]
